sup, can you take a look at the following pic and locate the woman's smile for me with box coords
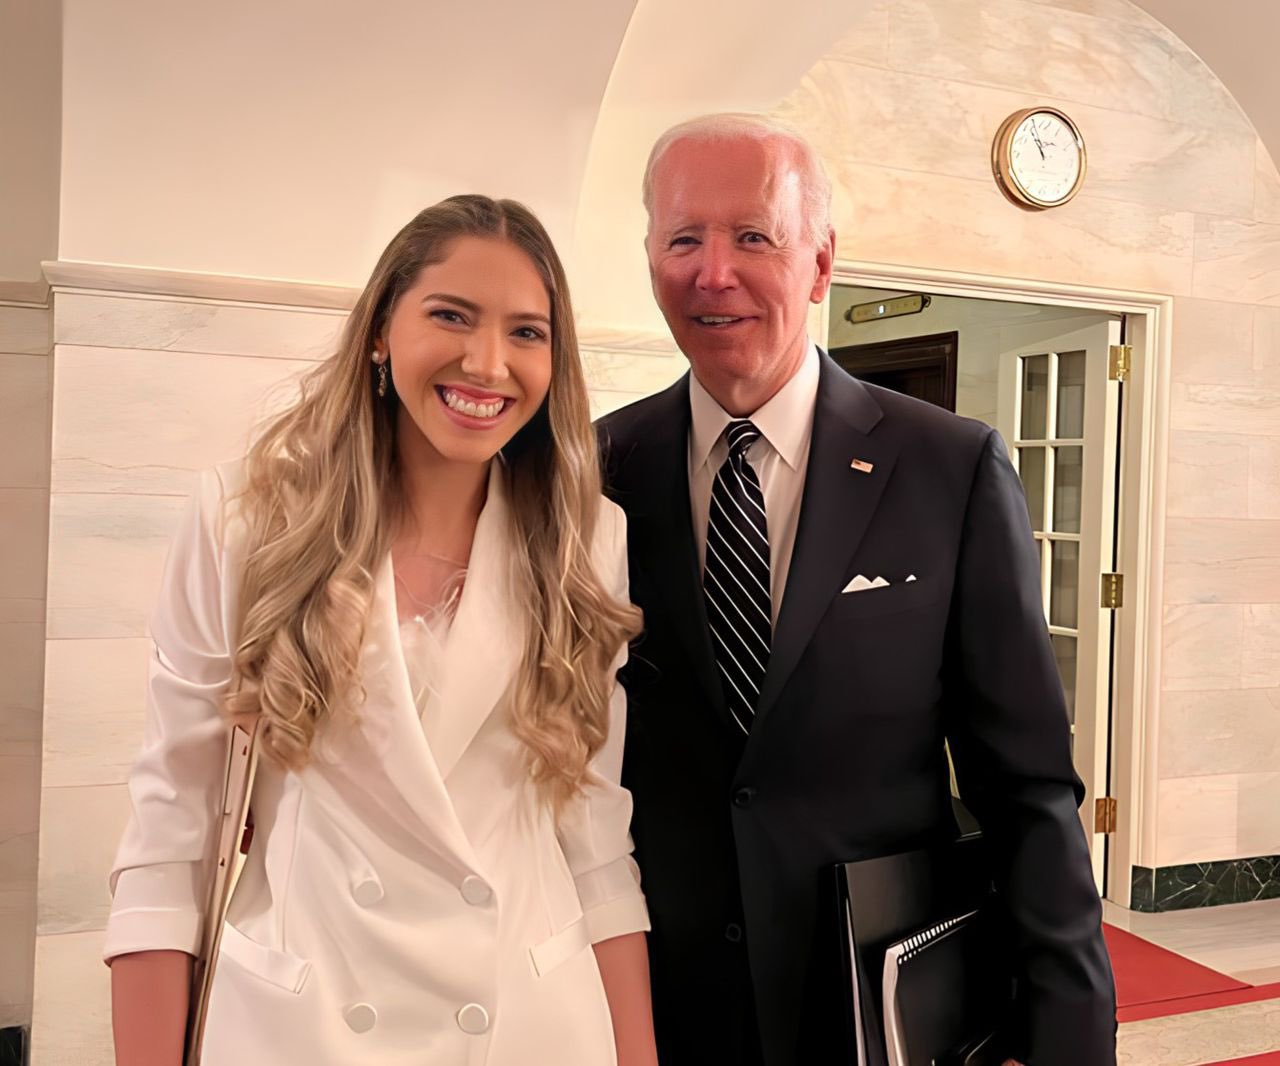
[436,384,516,427]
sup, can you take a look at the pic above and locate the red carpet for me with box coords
[1105,923,1280,1023]
[1118,981,1280,1023]
[1105,922,1280,1054]
[1104,924,1248,1009]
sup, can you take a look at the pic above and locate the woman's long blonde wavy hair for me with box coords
[225,195,641,811]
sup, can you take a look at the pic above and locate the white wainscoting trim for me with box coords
[43,260,360,312]
[52,291,343,363]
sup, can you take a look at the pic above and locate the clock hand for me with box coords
[1029,126,1046,161]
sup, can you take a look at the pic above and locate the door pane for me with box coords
[1053,446,1083,534]
[1021,354,1049,439]
[1051,634,1077,726]
[1049,540,1079,628]
[1018,447,1046,532]
[1057,350,1087,439]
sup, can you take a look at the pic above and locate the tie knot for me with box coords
[725,419,761,458]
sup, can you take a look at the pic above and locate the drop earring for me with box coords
[372,351,389,397]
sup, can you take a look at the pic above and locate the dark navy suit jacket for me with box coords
[597,352,1116,1066]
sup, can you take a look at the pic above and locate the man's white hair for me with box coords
[641,112,833,248]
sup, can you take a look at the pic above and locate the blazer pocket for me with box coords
[834,577,942,621]
[529,915,591,978]
[218,920,312,994]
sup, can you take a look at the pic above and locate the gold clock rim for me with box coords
[992,106,1088,209]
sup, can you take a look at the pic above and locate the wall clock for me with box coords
[992,107,1087,209]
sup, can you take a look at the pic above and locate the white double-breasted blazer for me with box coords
[104,460,649,1066]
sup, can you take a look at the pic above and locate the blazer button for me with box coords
[352,878,383,907]
[344,1002,377,1033]
[724,922,743,943]
[460,875,492,906]
[456,1002,491,1034]
[732,787,756,808]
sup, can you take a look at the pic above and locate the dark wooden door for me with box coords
[830,331,959,412]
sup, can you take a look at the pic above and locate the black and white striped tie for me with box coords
[704,419,771,735]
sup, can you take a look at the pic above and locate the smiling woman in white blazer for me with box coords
[105,196,657,1066]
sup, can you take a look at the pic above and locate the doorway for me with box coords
[828,283,1130,897]
[830,331,958,410]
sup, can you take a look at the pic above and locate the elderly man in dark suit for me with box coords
[597,113,1116,1066]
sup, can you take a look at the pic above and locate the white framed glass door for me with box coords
[998,317,1122,892]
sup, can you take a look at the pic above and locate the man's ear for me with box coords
[810,226,836,303]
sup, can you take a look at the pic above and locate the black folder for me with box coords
[832,832,1017,1066]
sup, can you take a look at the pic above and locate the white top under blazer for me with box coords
[103,460,649,1066]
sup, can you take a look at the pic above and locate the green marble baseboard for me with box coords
[1130,856,1280,913]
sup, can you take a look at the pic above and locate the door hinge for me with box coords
[1101,572,1124,609]
[1094,796,1118,834]
[1108,344,1132,382]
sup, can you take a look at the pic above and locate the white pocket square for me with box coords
[842,573,918,593]
[842,574,889,593]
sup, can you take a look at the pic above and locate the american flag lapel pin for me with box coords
[850,458,874,474]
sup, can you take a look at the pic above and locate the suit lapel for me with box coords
[345,547,481,873]
[427,462,524,781]
[341,461,519,875]
[610,376,728,725]
[753,354,899,726]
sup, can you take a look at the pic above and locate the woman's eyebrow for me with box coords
[424,293,549,327]
[422,292,480,313]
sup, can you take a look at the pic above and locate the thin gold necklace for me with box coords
[392,556,467,619]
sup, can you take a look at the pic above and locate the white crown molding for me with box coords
[41,260,360,312]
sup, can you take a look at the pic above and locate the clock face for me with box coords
[1007,110,1083,206]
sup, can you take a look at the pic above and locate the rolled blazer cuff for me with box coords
[103,862,204,963]
[583,893,651,945]
[575,854,650,944]
[102,906,202,964]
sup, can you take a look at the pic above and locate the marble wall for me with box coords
[768,0,1280,874]
[0,301,50,1032]
[1159,289,1280,865]
[25,275,682,1063]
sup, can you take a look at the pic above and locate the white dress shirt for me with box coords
[688,342,820,626]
